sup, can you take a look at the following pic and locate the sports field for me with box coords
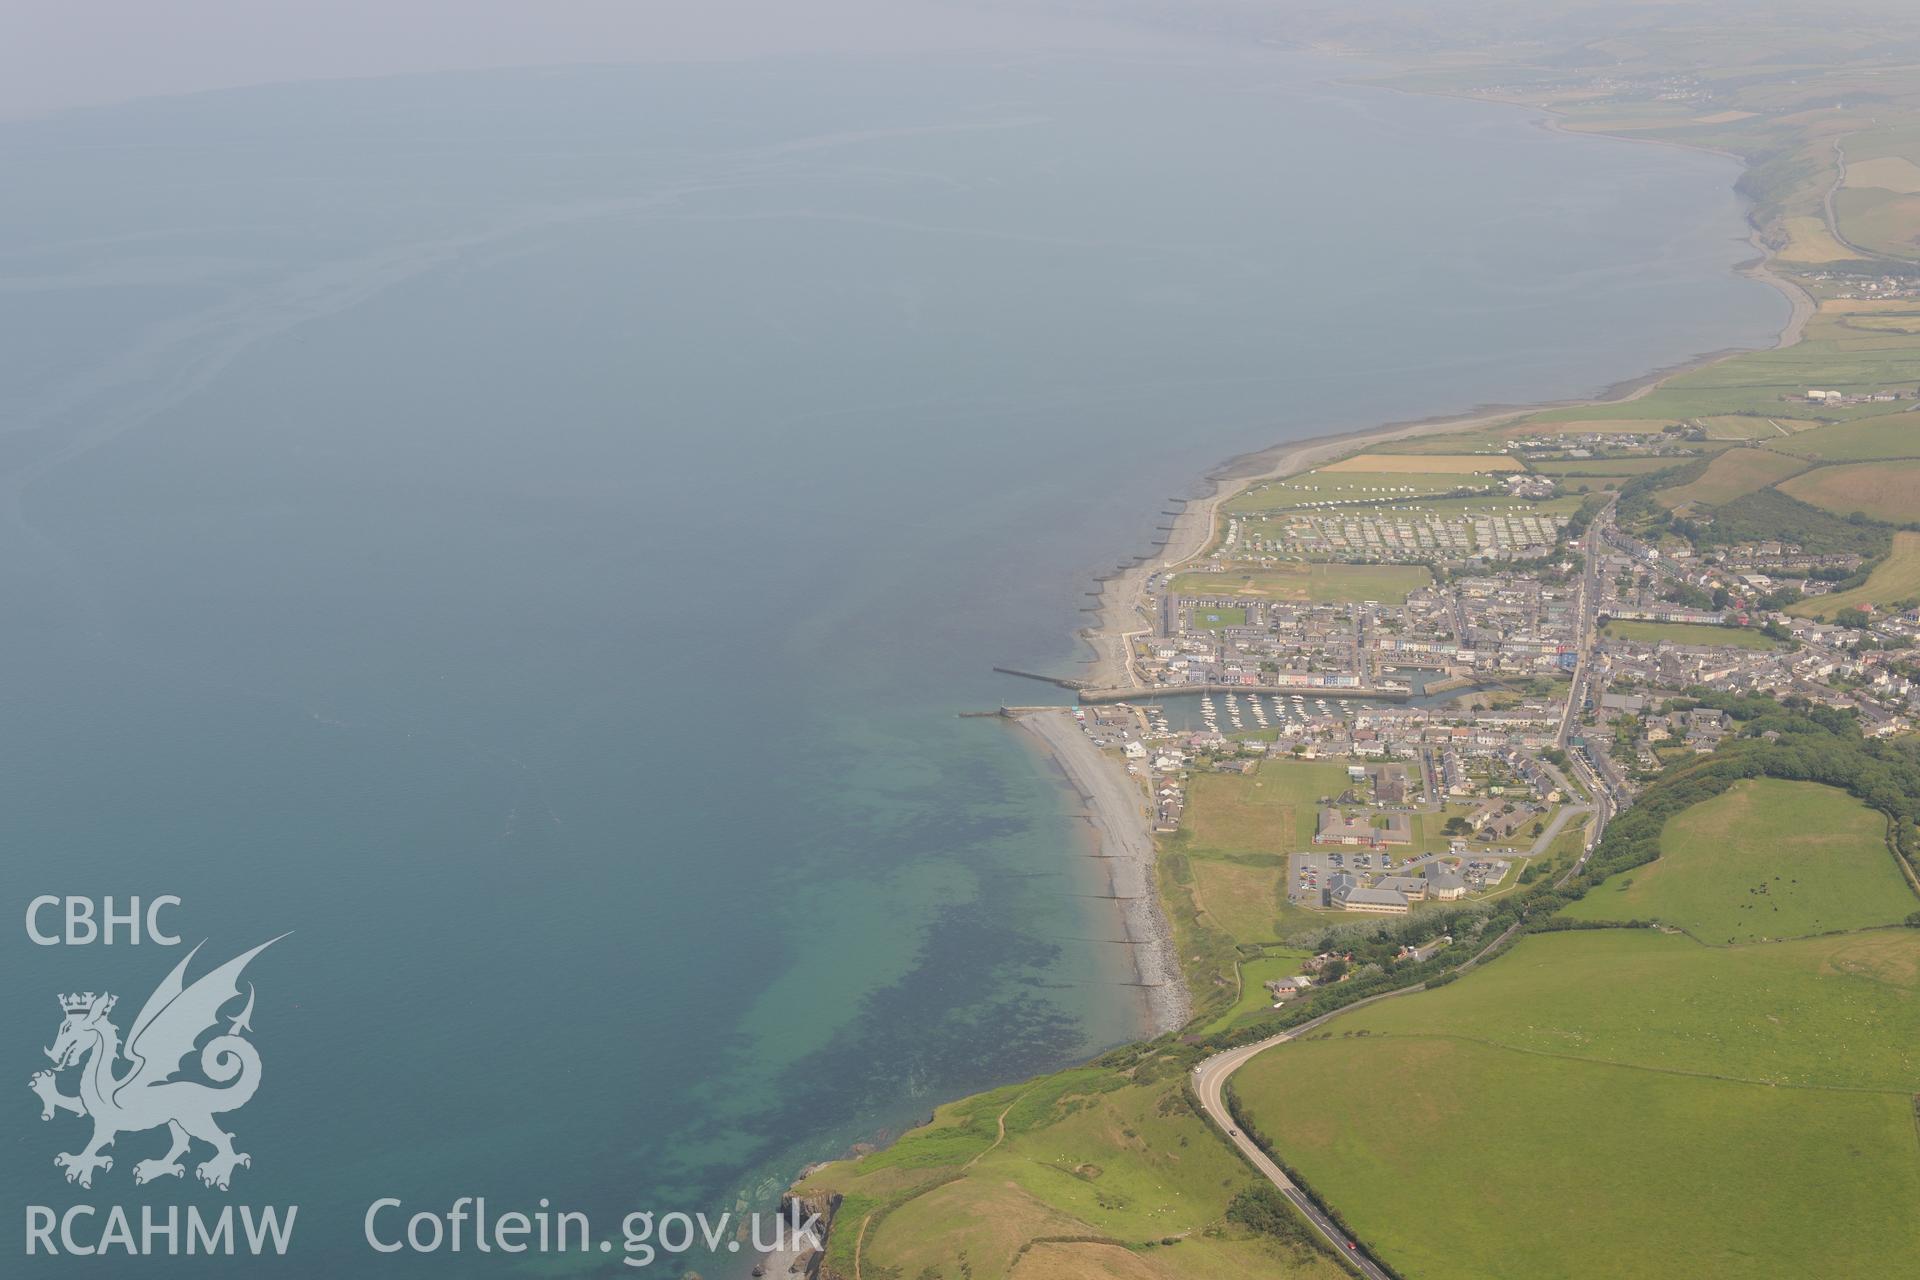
[1559,779,1912,941]
[1779,458,1920,521]
[1655,446,1805,509]
[1190,605,1247,629]
[1231,928,1920,1280]
[1788,530,1920,616]
[1169,562,1429,605]
[1599,619,1778,650]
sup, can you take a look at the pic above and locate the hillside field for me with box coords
[1234,1019,1920,1280]
[1559,779,1911,942]
[1779,458,1920,521]
[1776,416,1920,462]
[1788,530,1920,617]
[1656,446,1806,509]
[798,1068,1349,1280]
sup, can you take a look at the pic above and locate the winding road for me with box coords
[1190,923,1520,1274]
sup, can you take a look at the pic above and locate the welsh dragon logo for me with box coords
[29,937,284,1191]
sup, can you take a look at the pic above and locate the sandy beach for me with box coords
[1014,707,1190,1036]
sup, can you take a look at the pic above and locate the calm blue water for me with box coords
[0,49,1779,1275]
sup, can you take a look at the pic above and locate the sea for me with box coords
[0,46,1782,1276]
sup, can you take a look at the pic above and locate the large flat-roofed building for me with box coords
[1330,881,1410,914]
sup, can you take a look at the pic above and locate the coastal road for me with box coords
[1192,1026,1397,1280]
[1191,923,1521,1276]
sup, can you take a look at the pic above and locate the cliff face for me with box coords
[775,1188,840,1280]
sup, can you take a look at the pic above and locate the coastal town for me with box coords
[798,7,1920,1278]
[1041,416,1920,938]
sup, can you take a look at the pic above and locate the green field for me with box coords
[1324,928,1920,1088]
[1694,414,1800,440]
[1789,529,1920,616]
[1169,562,1430,605]
[1201,948,1316,1035]
[1520,313,1920,424]
[1655,446,1807,509]
[1172,758,1363,1022]
[1598,619,1778,650]
[1834,186,1920,259]
[1184,758,1353,853]
[1560,779,1912,941]
[1776,415,1920,461]
[799,1067,1348,1280]
[1780,458,1920,521]
[1232,927,1920,1280]
[1189,856,1292,942]
[1526,456,1688,476]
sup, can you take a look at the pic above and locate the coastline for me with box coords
[1011,71,1818,1056]
[787,53,1825,1270]
[1073,217,1812,701]
[1012,706,1190,1037]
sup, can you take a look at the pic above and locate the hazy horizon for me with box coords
[0,0,1184,120]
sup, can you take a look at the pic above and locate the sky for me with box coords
[0,0,1177,120]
